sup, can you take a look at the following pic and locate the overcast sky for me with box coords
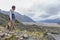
[0,0,60,21]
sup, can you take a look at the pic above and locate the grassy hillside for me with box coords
[0,13,44,31]
[0,13,48,40]
[0,13,9,26]
[2,13,60,40]
[0,13,24,26]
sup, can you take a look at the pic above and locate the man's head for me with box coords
[12,5,16,11]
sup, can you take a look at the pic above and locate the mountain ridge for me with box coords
[39,18,60,24]
[0,9,35,22]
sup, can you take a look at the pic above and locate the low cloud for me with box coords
[25,0,60,21]
[0,0,60,21]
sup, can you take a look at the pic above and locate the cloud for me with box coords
[26,0,60,21]
[0,0,60,21]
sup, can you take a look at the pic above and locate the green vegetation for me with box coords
[0,13,60,40]
[5,35,16,40]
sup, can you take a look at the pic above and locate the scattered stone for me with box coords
[0,33,5,38]
[9,31,15,34]
[23,34,29,39]
[20,37,23,40]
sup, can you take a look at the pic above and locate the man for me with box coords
[7,5,16,31]
[10,5,16,21]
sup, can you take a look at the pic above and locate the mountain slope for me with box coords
[0,10,35,22]
[0,13,24,28]
[15,12,35,22]
[39,18,60,24]
[0,13,43,31]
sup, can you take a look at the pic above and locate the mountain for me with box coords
[0,9,35,22]
[15,12,35,22]
[0,13,24,27]
[39,18,60,24]
[0,13,44,32]
[0,13,30,31]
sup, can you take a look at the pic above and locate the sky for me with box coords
[0,0,60,21]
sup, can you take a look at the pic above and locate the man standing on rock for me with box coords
[7,5,16,31]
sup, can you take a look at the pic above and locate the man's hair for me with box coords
[12,5,16,9]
